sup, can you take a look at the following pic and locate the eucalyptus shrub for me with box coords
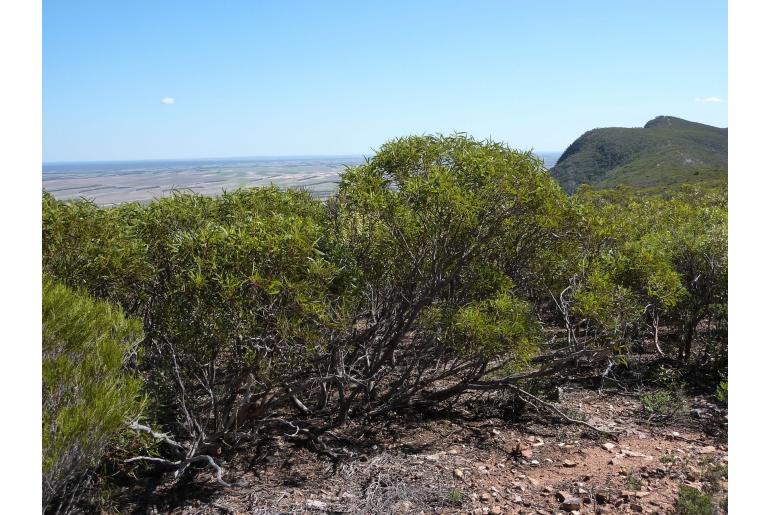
[551,184,727,366]
[42,192,152,311]
[559,188,685,351]
[326,134,566,418]
[42,277,144,513]
[133,188,350,442]
[43,188,351,449]
[664,186,727,362]
[41,137,728,472]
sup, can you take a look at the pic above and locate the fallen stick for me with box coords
[508,385,621,441]
[125,454,245,487]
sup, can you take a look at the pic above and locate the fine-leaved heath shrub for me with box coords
[42,277,144,513]
[640,390,685,418]
[675,485,713,515]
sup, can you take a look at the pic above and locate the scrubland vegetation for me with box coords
[550,116,728,193]
[42,134,727,513]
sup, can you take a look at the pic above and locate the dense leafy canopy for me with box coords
[41,134,727,510]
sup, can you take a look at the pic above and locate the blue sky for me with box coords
[43,0,727,162]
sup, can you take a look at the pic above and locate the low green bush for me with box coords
[716,376,728,404]
[40,134,728,493]
[675,485,713,515]
[640,389,685,417]
[42,277,144,513]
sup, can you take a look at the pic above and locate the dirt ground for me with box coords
[120,382,727,515]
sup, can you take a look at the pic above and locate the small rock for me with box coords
[453,468,464,479]
[448,448,459,455]
[489,506,502,515]
[306,500,327,510]
[513,494,523,503]
[563,460,578,467]
[556,491,570,502]
[480,492,492,503]
[602,442,616,451]
[560,498,582,511]
[698,445,717,454]
[621,449,650,458]
[530,460,540,466]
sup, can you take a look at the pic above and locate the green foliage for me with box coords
[41,132,728,499]
[42,277,144,512]
[626,475,642,491]
[548,183,727,368]
[701,461,728,495]
[550,116,727,193]
[43,133,568,444]
[640,390,685,417]
[450,293,540,362]
[448,488,463,504]
[140,188,347,434]
[42,192,152,308]
[716,377,728,404]
[331,134,566,409]
[44,187,348,442]
[675,485,714,515]
[543,187,685,350]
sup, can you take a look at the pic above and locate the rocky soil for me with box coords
[122,386,727,515]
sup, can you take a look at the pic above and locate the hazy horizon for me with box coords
[42,149,565,166]
[42,151,564,205]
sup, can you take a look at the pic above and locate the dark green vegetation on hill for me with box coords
[550,116,727,193]
[42,134,727,513]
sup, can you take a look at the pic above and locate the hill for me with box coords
[550,116,728,193]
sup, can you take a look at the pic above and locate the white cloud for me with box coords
[694,96,722,103]
[160,97,175,105]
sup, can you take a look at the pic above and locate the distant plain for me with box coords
[43,152,562,205]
